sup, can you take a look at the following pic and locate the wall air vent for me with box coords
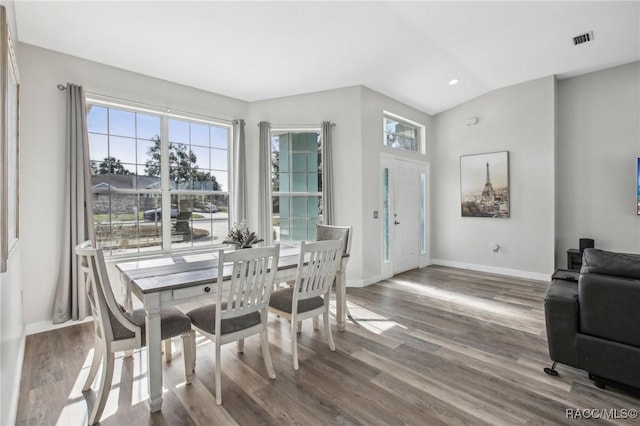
[573,31,594,46]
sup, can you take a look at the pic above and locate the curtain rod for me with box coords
[56,83,234,126]
[265,122,336,128]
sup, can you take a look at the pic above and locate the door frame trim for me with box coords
[380,153,430,277]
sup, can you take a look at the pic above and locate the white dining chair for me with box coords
[268,239,343,370]
[185,245,280,405]
[316,225,352,328]
[76,241,196,425]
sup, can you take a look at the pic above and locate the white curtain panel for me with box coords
[231,119,247,227]
[52,84,95,323]
[321,121,334,225]
[258,121,273,245]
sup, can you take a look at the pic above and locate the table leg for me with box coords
[336,270,346,332]
[145,295,163,412]
[121,273,133,313]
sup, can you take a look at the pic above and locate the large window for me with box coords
[383,112,425,154]
[271,130,322,242]
[88,102,231,256]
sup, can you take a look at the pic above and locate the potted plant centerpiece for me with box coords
[223,222,263,249]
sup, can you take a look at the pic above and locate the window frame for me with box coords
[86,95,233,259]
[269,127,323,243]
[382,111,426,155]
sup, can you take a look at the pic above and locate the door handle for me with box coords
[394,220,400,225]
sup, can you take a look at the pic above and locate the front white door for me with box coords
[387,158,427,274]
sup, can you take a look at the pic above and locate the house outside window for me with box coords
[383,111,426,154]
[87,101,231,256]
[271,130,322,242]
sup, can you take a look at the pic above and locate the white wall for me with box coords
[17,43,249,327]
[556,62,640,264]
[431,76,556,280]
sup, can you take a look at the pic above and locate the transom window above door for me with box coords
[383,111,426,154]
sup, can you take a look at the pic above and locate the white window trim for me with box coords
[270,127,323,242]
[87,95,234,258]
[382,110,426,155]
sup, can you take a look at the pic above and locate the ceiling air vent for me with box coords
[573,31,594,46]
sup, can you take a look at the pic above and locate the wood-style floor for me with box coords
[16,266,639,425]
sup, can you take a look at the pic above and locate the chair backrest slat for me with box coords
[216,245,280,321]
[295,239,342,301]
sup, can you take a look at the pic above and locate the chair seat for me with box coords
[112,306,192,342]
[269,287,324,314]
[187,303,261,335]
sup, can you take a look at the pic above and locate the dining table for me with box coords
[116,243,349,412]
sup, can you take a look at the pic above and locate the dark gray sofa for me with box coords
[544,248,640,391]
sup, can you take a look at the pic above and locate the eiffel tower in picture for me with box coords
[481,162,495,205]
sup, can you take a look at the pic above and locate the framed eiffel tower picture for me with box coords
[460,151,509,218]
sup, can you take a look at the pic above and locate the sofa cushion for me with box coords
[579,273,640,348]
[580,249,640,280]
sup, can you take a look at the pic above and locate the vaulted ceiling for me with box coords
[13,1,640,114]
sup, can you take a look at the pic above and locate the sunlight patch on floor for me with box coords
[388,278,531,320]
[330,300,407,334]
[57,348,161,425]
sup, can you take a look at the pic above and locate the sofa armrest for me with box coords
[544,279,579,366]
[579,273,640,348]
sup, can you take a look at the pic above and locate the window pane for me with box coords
[211,170,227,191]
[292,153,306,172]
[420,174,426,254]
[136,114,161,140]
[211,148,228,171]
[170,194,230,250]
[169,119,189,144]
[292,196,307,218]
[291,219,307,241]
[383,168,390,262]
[291,133,306,151]
[307,196,319,218]
[190,123,209,147]
[88,106,108,134]
[292,173,307,192]
[137,139,157,167]
[109,109,135,138]
[279,173,290,192]
[191,145,210,169]
[94,193,162,256]
[89,133,108,162]
[279,196,290,217]
[307,173,318,192]
[210,126,229,149]
[109,136,136,164]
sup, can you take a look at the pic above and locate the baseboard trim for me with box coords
[25,316,93,336]
[429,259,550,282]
[346,273,390,288]
[7,331,26,426]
